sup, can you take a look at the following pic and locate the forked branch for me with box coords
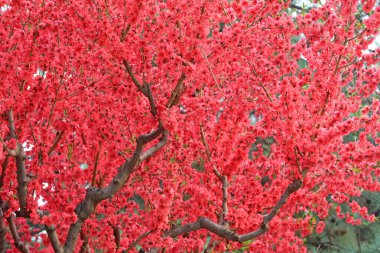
[3,110,29,217]
[56,62,168,252]
[166,180,302,243]
[61,124,167,252]
[123,60,157,116]
[6,214,30,253]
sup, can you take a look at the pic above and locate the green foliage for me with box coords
[128,193,145,210]
[249,136,275,160]
[191,158,205,172]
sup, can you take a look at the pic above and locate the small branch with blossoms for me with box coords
[200,124,229,226]
[124,228,156,253]
[167,72,186,109]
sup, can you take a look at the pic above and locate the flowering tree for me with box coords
[1,0,379,252]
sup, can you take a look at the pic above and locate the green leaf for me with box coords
[297,58,308,69]
[191,158,205,172]
[128,193,145,210]
[291,36,301,44]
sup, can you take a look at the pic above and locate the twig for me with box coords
[289,4,303,11]
[125,229,155,252]
[199,46,221,90]
[319,90,330,116]
[118,150,129,161]
[338,60,357,70]
[166,180,302,242]
[252,68,273,102]
[91,141,102,186]
[294,146,301,174]
[334,55,342,74]
[6,214,30,253]
[47,83,61,128]
[167,72,186,108]
[120,23,131,42]
[200,124,228,225]
[200,124,212,160]
[346,28,366,43]
[47,131,64,156]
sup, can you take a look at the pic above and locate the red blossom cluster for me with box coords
[0,0,379,252]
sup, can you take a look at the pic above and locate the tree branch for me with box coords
[167,72,186,109]
[262,180,302,223]
[46,225,64,253]
[139,130,169,162]
[62,124,167,252]
[5,110,29,217]
[0,209,6,253]
[199,46,220,90]
[165,180,302,243]
[108,223,121,250]
[220,175,228,226]
[0,156,9,188]
[200,124,212,160]
[7,109,17,139]
[79,230,90,253]
[289,4,303,11]
[125,229,155,253]
[123,60,157,116]
[6,214,30,253]
[47,131,64,156]
[200,124,228,226]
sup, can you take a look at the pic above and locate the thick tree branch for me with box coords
[263,180,302,223]
[62,123,167,252]
[6,214,30,253]
[0,156,9,188]
[123,60,157,116]
[139,130,169,162]
[7,109,17,139]
[166,180,302,243]
[4,110,29,217]
[46,226,64,253]
[108,223,121,250]
[0,209,6,253]
[79,230,90,253]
